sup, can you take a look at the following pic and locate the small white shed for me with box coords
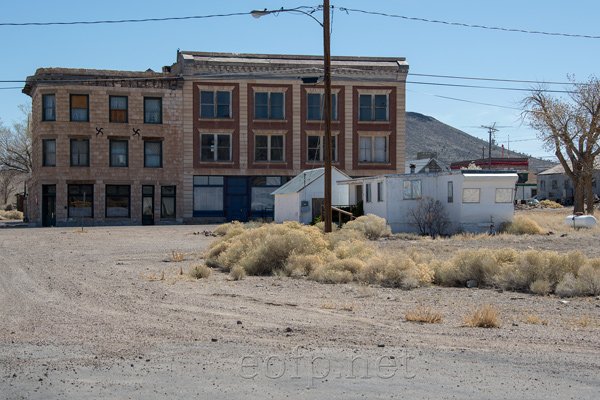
[340,170,518,234]
[272,167,351,225]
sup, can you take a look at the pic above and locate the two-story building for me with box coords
[23,51,409,226]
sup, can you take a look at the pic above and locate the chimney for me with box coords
[410,164,416,174]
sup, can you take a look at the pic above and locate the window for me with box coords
[200,134,231,162]
[593,178,597,188]
[109,96,128,123]
[551,180,557,190]
[105,185,130,218]
[540,181,546,191]
[564,179,570,189]
[377,182,384,202]
[193,176,224,212]
[144,97,162,124]
[251,177,282,212]
[307,93,337,121]
[161,186,176,218]
[359,136,388,163]
[359,94,388,121]
[463,188,481,203]
[42,94,56,121]
[70,139,89,167]
[68,184,93,218]
[255,92,284,120]
[366,183,372,203]
[42,139,56,167]
[255,135,284,162]
[200,91,231,118]
[307,135,337,162]
[70,94,89,121]
[496,188,514,203]
[109,140,128,167]
[403,180,422,200]
[448,181,454,203]
[144,141,162,168]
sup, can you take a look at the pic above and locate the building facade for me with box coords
[23,51,408,226]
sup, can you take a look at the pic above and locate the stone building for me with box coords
[23,51,408,226]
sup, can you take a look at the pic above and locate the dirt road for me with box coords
[1,224,599,399]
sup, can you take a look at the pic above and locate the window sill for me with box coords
[358,162,391,166]
[252,119,288,123]
[198,160,234,164]
[357,120,390,124]
[198,118,235,122]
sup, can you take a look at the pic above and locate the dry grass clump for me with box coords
[342,213,392,239]
[571,312,599,328]
[0,210,23,220]
[522,313,549,325]
[230,265,246,281]
[405,306,443,323]
[169,249,185,262]
[539,200,563,209]
[189,264,211,279]
[461,304,501,328]
[500,216,544,235]
[434,249,497,287]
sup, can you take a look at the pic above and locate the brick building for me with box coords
[23,51,408,226]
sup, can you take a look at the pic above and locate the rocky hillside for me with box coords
[406,112,555,170]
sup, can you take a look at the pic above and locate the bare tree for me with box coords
[523,76,600,214]
[0,169,18,205]
[407,196,451,237]
[0,104,33,174]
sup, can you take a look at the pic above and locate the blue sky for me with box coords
[2,0,599,161]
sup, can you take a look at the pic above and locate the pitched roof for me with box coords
[271,167,350,195]
[405,158,448,173]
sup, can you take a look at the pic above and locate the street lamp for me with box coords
[251,2,333,233]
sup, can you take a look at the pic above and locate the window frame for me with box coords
[307,134,337,163]
[144,97,162,124]
[377,181,384,202]
[463,188,481,204]
[403,180,422,200]
[254,134,285,162]
[67,184,93,218]
[448,181,454,203]
[109,95,128,123]
[70,94,89,122]
[250,176,283,213]
[105,185,131,218]
[193,175,225,215]
[42,94,56,122]
[365,183,372,203]
[200,133,232,162]
[359,94,388,122]
[109,139,129,167]
[144,140,163,168]
[70,138,89,167]
[254,91,285,120]
[307,93,337,121]
[495,188,514,203]
[200,90,232,119]
[160,186,176,219]
[359,135,389,163]
[42,139,56,167]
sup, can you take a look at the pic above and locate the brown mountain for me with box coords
[405,112,556,170]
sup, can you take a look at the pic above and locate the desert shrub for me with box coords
[406,196,451,237]
[576,263,600,296]
[333,239,375,261]
[342,214,391,239]
[461,304,501,328]
[283,253,326,277]
[446,249,497,286]
[230,265,246,281]
[0,210,23,220]
[314,220,340,233]
[500,216,543,235]
[530,279,552,295]
[189,264,211,279]
[494,248,518,264]
[169,249,185,262]
[539,200,563,209]
[325,228,366,249]
[310,266,354,284]
[555,273,580,297]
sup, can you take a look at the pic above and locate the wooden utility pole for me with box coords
[323,0,332,233]
[482,123,498,169]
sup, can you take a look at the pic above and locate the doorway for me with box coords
[42,184,56,227]
[226,177,248,222]
[142,185,154,225]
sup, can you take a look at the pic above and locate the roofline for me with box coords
[178,51,406,63]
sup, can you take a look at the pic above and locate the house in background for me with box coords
[23,51,409,226]
[339,170,518,234]
[405,157,448,174]
[272,167,350,225]
[514,171,538,202]
[450,157,529,171]
[537,162,600,204]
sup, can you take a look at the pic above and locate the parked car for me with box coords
[526,196,539,205]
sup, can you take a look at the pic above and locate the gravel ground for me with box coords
[1,220,600,399]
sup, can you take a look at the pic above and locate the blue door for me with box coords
[226,177,248,222]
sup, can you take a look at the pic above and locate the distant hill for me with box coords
[405,112,556,171]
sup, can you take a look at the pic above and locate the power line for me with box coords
[407,89,523,110]
[408,73,574,86]
[338,7,600,39]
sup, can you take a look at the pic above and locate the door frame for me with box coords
[41,184,56,227]
[142,185,154,225]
